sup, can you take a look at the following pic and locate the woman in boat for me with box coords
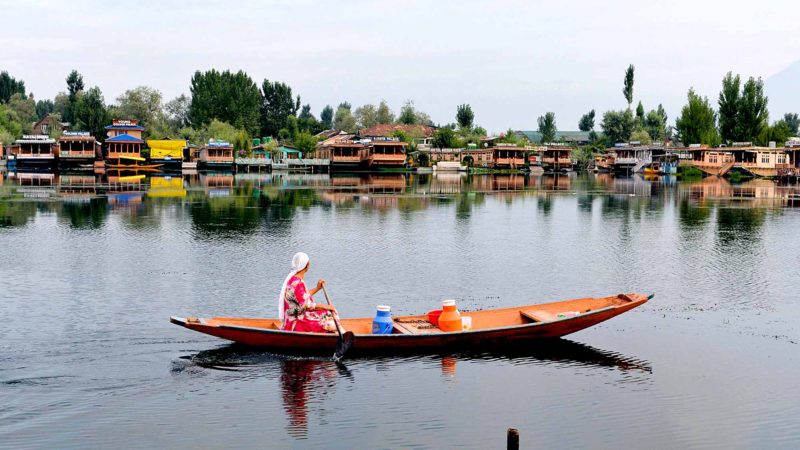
[279,252,338,333]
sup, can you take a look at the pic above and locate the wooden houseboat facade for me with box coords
[58,132,99,169]
[316,139,366,171]
[688,143,791,178]
[104,120,156,169]
[365,139,407,168]
[462,144,525,169]
[10,135,57,169]
[199,140,234,170]
[146,139,186,170]
[541,145,573,173]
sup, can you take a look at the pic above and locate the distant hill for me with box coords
[765,60,800,120]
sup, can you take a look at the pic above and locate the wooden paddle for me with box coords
[321,285,354,360]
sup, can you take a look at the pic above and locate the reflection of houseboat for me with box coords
[147,139,186,170]
[364,173,406,194]
[365,139,407,169]
[106,174,146,206]
[541,174,571,191]
[200,140,234,170]
[105,120,160,170]
[10,135,57,169]
[200,172,234,197]
[58,174,98,202]
[541,145,572,173]
[316,138,364,171]
[58,132,100,169]
[147,176,186,198]
[11,171,56,198]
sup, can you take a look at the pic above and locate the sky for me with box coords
[1,0,798,132]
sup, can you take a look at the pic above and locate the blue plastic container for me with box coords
[372,305,393,334]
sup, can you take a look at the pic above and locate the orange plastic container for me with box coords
[438,300,462,332]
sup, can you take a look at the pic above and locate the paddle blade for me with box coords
[334,331,355,360]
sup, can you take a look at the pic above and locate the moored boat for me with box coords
[171,292,651,355]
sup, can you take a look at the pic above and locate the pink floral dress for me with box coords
[281,275,337,333]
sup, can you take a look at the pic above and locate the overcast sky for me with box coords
[1,0,798,132]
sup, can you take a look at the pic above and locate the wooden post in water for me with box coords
[507,428,519,450]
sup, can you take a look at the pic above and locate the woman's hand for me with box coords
[315,279,326,291]
[317,304,336,313]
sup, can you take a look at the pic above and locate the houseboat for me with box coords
[462,144,525,170]
[104,120,159,170]
[593,153,615,172]
[236,138,273,172]
[316,138,365,171]
[146,139,186,170]
[199,140,234,170]
[610,144,665,174]
[364,138,407,169]
[687,143,791,178]
[780,139,800,179]
[58,132,100,169]
[10,135,57,169]
[541,145,572,173]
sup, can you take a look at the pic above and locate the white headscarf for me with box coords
[278,252,310,320]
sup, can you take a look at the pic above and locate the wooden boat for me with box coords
[643,162,661,175]
[171,293,651,355]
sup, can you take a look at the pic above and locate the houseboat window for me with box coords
[761,154,770,164]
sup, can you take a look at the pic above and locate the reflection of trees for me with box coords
[678,199,711,229]
[0,199,38,228]
[716,207,766,247]
[455,192,485,220]
[58,198,109,229]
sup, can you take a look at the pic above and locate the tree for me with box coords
[623,64,635,108]
[189,69,261,135]
[35,99,54,120]
[675,88,719,146]
[784,113,799,135]
[260,79,300,137]
[8,93,36,132]
[113,86,164,131]
[297,104,319,133]
[629,129,652,145]
[333,102,356,132]
[398,100,417,124]
[74,86,108,138]
[53,92,69,117]
[164,94,191,130]
[736,77,769,143]
[355,104,378,129]
[456,104,474,130]
[376,100,394,124]
[644,104,668,142]
[601,109,635,144]
[0,71,26,103]
[294,132,319,155]
[537,112,557,143]
[432,127,460,148]
[718,72,741,142]
[64,70,84,124]
[578,109,595,132]
[759,120,792,146]
[636,101,645,125]
[320,105,333,129]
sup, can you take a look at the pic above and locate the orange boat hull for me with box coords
[171,293,650,355]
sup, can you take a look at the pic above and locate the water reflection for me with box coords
[2,171,800,232]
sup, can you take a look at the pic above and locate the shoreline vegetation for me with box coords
[0,66,798,177]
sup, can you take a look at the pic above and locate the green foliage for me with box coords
[164,94,191,129]
[0,103,23,139]
[74,86,108,138]
[0,71,26,103]
[398,100,417,124]
[644,104,668,142]
[112,86,164,133]
[432,127,461,148]
[537,112,557,143]
[497,128,523,146]
[629,129,652,145]
[333,103,356,132]
[678,165,704,179]
[578,109,595,132]
[260,79,300,137]
[189,69,262,135]
[623,64,635,107]
[53,92,69,118]
[601,109,635,144]
[64,70,84,124]
[759,120,792,146]
[355,103,378,129]
[294,132,319,155]
[376,100,394,124]
[718,72,740,142]
[783,113,798,135]
[8,93,36,132]
[320,105,333,129]
[231,129,251,153]
[737,77,769,143]
[636,101,645,124]
[456,104,474,130]
[297,104,319,133]
[675,88,719,146]
[35,99,54,120]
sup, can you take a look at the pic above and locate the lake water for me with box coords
[1,170,799,449]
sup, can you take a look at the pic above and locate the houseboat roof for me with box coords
[146,139,187,150]
[203,140,233,149]
[105,120,144,131]
[106,134,144,143]
[60,132,96,142]
[370,141,407,146]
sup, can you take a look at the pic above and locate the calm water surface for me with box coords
[1,171,799,449]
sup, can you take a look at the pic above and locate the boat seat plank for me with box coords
[520,310,558,323]
[392,323,414,335]
[392,319,442,334]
